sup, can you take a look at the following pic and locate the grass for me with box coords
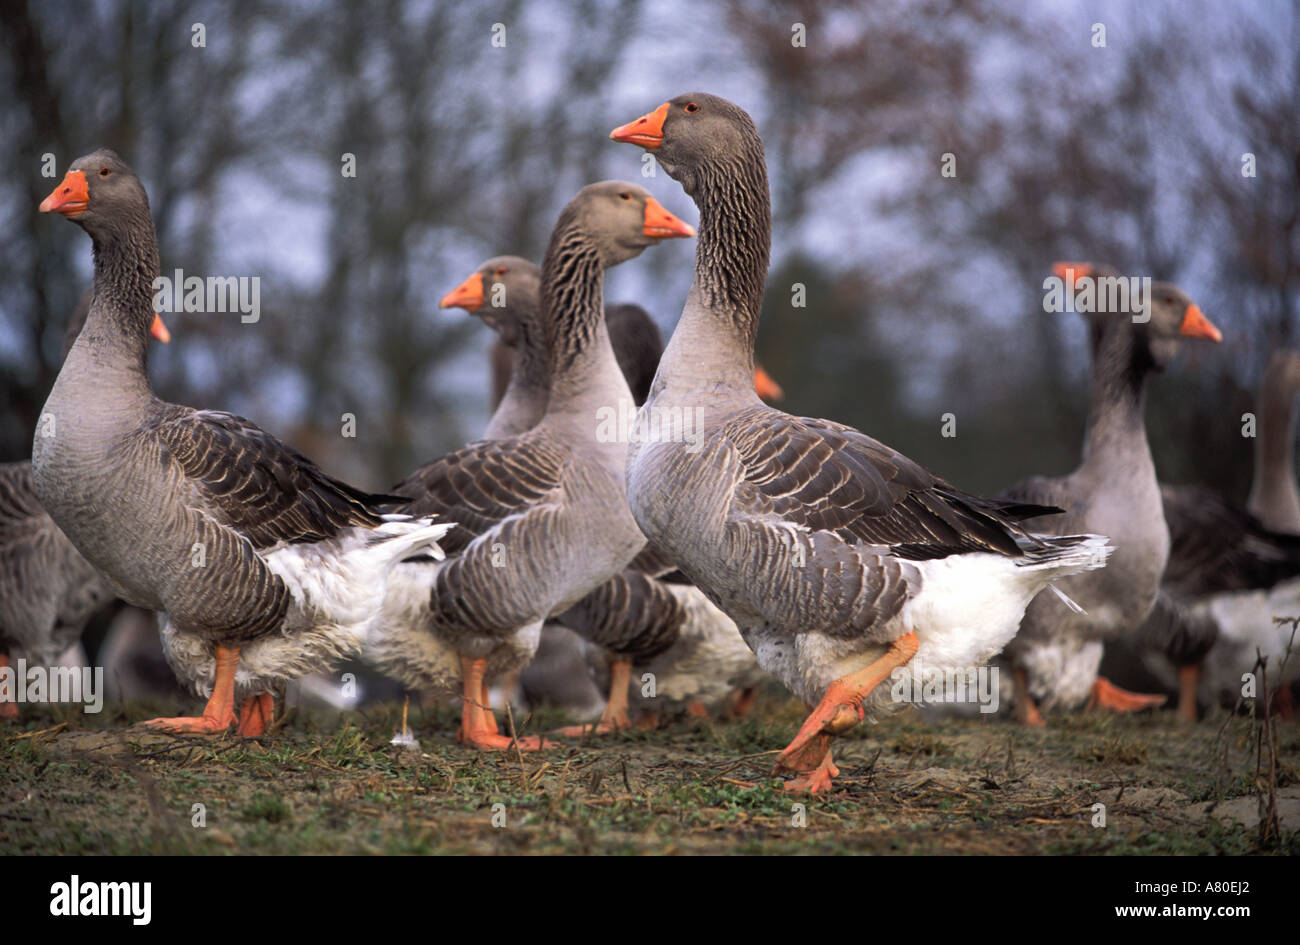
[0,695,1296,855]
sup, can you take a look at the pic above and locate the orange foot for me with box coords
[1013,666,1046,726]
[1088,676,1166,712]
[144,644,239,734]
[458,731,560,751]
[236,692,275,737]
[684,699,710,720]
[459,654,559,751]
[775,731,840,793]
[769,636,925,790]
[634,711,661,731]
[553,658,633,737]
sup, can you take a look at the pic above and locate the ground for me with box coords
[1,695,1296,855]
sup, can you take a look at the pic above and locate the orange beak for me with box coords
[440,271,485,311]
[610,102,670,149]
[643,196,695,239]
[1052,261,1093,289]
[40,170,89,217]
[753,365,783,401]
[1180,303,1222,342]
[150,313,171,344]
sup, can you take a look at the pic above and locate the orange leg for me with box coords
[1270,683,1295,720]
[684,699,710,719]
[727,687,758,719]
[554,658,634,736]
[457,655,556,751]
[774,632,918,791]
[235,692,275,737]
[1176,664,1200,722]
[480,679,499,735]
[0,652,17,721]
[144,644,240,734]
[1088,676,1166,713]
[1013,666,1046,726]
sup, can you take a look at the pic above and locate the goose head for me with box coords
[568,181,694,265]
[611,93,762,196]
[41,148,152,241]
[1053,261,1220,370]
[440,255,541,348]
[41,149,170,342]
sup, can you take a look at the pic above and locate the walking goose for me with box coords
[1001,262,1222,724]
[364,181,695,750]
[1137,350,1300,718]
[35,149,451,735]
[611,94,1111,792]
[1,293,168,720]
[445,259,773,731]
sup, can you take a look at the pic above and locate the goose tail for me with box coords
[1015,533,1112,613]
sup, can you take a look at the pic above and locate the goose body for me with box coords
[34,150,450,734]
[1137,353,1300,716]
[0,461,115,672]
[1001,263,1221,721]
[612,94,1111,791]
[363,181,695,749]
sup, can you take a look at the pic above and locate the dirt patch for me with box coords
[1,698,1295,855]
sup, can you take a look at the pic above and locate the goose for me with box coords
[1,293,169,720]
[1136,350,1300,718]
[1000,262,1222,724]
[364,181,696,750]
[611,93,1111,792]
[35,149,451,736]
[444,259,773,731]
[1134,485,1300,719]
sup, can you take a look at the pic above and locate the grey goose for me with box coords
[364,181,696,750]
[1001,262,1222,724]
[34,149,451,735]
[611,94,1111,792]
[444,257,774,732]
[1136,350,1300,718]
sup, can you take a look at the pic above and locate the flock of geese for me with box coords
[3,92,1297,793]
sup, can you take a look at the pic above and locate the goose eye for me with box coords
[618,192,631,200]
[99,167,111,177]
[495,267,507,276]
[684,102,699,113]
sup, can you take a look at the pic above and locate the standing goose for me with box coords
[1,296,169,719]
[365,181,695,750]
[1137,350,1300,718]
[445,260,774,732]
[35,149,451,735]
[1001,262,1222,724]
[611,94,1111,792]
